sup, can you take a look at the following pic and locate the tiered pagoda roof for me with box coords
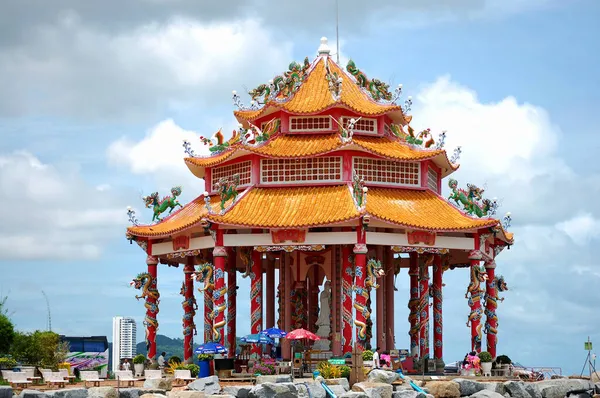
[127,38,513,245]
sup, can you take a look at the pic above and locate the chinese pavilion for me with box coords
[125,37,513,370]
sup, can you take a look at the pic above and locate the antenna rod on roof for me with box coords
[336,0,340,63]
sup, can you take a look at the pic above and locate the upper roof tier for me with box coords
[233,38,408,123]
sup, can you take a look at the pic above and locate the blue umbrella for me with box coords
[194,342,228,354]
[241,333,275,344]
[260,327,288,339]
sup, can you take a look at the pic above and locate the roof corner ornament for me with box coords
[200,129,230,154]
[346,59,393,102]
[127,206,139,226]
[232,90,260,111]
[317,36,331,56]
[447,179,498,218]
[403,96,413,113]
[325,59,343,101]
[502,212,512,230]
[143,187,183,223]
[215,174,240,214]
[450,146,462,164]
[203,191,213,214]
[182,140,197,157]
[352,170,368,210]
[244,119,280,146]
[434,131,447,150]
[331,116,359,144]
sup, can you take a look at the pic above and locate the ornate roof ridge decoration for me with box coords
[344,59,412,112]
[240,118,282,146]
[204,174,251,215]
[447,178,499,218]
[233,56,314,111]
[350,171,368,211]
[138,186,184,224]
[324,57,343,102]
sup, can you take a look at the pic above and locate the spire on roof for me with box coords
[317,37,331,56]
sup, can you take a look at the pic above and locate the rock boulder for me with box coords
[88,387,118,398]
[0,386,13,398]
[368,370,401,384]
[325,378,351,392]
[187,377,220,395]
[166,391,206,398]
[422,381,460,398]
[352,382,393,398]
[143,379,172,391]
[222,386,251,398]
[452,378,485,396]
[254,375,292,384]
[470,390,505,398]
[248,382,297,398]
[46,388,89,398]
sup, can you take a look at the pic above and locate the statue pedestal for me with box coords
[314,324,331,351]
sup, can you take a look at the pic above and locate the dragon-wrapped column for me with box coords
[432,255,444,367]
[212,231,227,345]
[408,253,419,358]
[419,254,431,363]
[227,263,237,358]
[485,260,507,358]
[250,249,263,355]
[353,240,368,351]
[342,245,354,354]
[182,258,197,363]
[146,255,159,360]
[467,245,486,353]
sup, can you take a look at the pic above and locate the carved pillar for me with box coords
[203,261,214,344]
[227,264,237,358]
[342,245,354,354]
[146,255,159,360]
[376,245,385,350]
[353,225,368,351]
[309,267,319,332]
[212,230,227,345]
[419,255,431,361]
[385,248,395,350]
[484,261,497,358]
[250,249,263,355]
[467,235,485,353]
[282,252,292,359]
[277,255,284,330]
[432,255,444,366]
[332,245,342,356]
[408,253,419,358]
[183,257,196,363]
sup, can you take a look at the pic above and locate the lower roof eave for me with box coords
[366,214,498,234]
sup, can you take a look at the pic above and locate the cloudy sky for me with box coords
[1,0,599,374]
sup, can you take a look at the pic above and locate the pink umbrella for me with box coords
[285,328,321,341]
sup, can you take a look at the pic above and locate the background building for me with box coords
[111,316,137,372]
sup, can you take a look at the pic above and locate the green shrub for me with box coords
[478,351,492,362]
[496,355,511,365]
[0,357,17,369]
[197,354,214,361]
[185,364,199,377]
[338,365,351,379]
[133,354,146,364]
[316,361,341,379]
[362,350,373,361]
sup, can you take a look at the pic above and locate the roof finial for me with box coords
[318,37,331,55]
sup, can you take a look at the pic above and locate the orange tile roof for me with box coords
[247,133,341,157]
[352,136,445,160]
[127,195,219,238]
[366,188,499,231]
[209,185,360,228]
[185,150,236,168]
[234,57,401,121]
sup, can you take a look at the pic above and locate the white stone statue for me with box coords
[314,280,332,351]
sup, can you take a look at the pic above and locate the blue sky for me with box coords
[1,0,599,375]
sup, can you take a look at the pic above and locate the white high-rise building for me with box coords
[112,316,137,372]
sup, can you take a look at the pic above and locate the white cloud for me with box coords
[556,213,600,245]
[0,151,126,260]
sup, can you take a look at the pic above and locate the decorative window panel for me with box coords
[211,160,252,191]
[427,167,439,193]
[261,118,280,131]
[342,117,377,134]
[353,157,420,186]
[289,116,331,132]
[260,157,343,184]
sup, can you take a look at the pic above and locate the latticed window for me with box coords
[211,160,252,191]
[353,157,420,186]
[427,167,439,193]
[289,116,332,132]
[342,117,377,134]
[260,157,343,184]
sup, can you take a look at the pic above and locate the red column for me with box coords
[308,267,319,332]
[432,255,443,365]
[282,253,292,359]
[408,253,419,357]
[227,267,237,358]
[332,246,342,356]
[376,245,385,350]
[353,226,368,350]
[342,245,353,354]
[484,261,497,358]
[183,257,196,363]
[250,249,263,355]
[204,284,213,343]
[467,235,485,352]
[385,248,395,350]
[212,230,227,345]
[266,257,275,329]
[146,255,159,360]
[419,255,430,361]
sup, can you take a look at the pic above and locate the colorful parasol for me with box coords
[285,328,321,341]
[194,342,228,354]
[260,327,288,339]
[241,333,275,345]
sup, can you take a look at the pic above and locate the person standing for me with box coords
[122,358,131,371]
[157,352,166,369]
[373,347,381,369]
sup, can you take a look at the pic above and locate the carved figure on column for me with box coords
[194,262,216,341]
[341,250,354,353]
[418,255,433,360]
[211,266,227,343]
[407,263,419,357]
[484,275,508,354]
[353,259,384,346]
[466,263,488,352]
[131,272,160,352]
[314,281,332,351]
[180,282,198,337]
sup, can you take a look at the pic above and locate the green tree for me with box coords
[10,330,63,369]
[0,314,14,354]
